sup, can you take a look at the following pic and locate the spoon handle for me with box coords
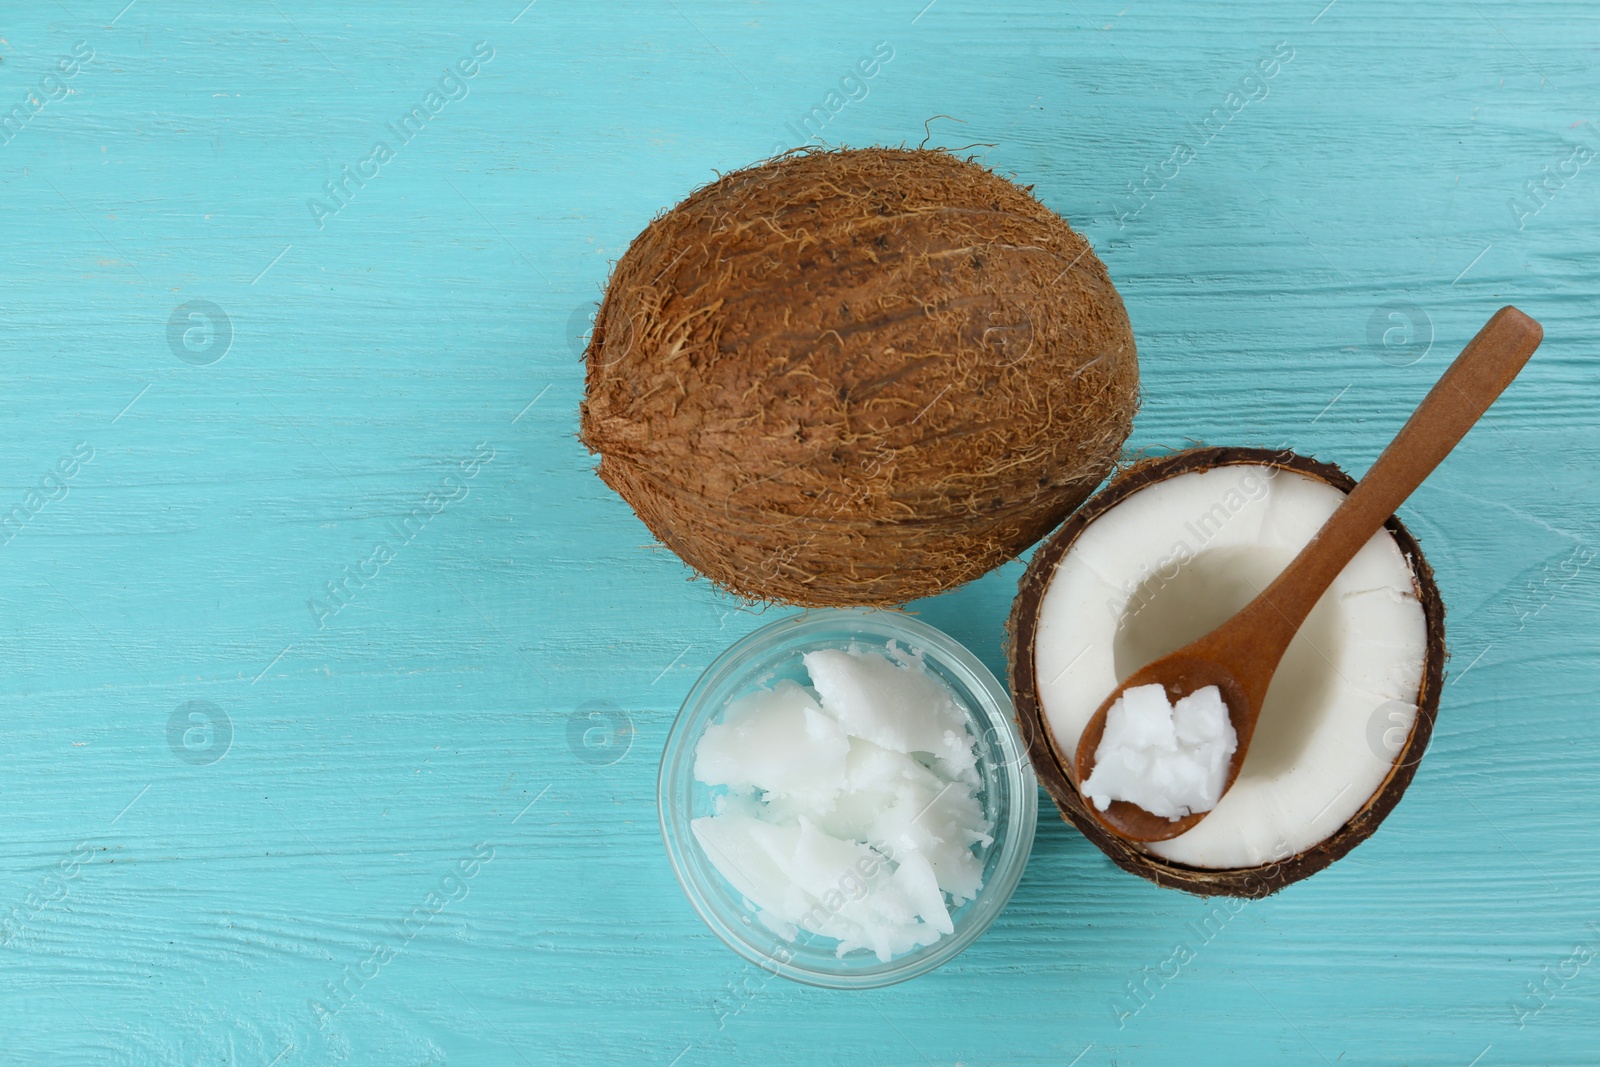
[1219,306,1543,699]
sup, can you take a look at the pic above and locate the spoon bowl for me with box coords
[1073,652,1251,841]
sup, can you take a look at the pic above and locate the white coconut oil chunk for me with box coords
[1079,683,1238,819]
[690,644,992,962]
[1034,464,1428,869]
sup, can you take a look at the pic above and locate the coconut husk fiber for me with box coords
[580,146,1139,606]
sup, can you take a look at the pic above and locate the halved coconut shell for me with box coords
[1007,447,1447,897]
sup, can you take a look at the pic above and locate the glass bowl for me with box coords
[658,607,1037,989]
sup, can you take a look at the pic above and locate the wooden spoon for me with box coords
[1073,306,1544,843]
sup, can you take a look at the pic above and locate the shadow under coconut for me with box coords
[1111,544,1347,781]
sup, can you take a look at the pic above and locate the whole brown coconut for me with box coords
[579,147,1139,607]
[1007,448,1448,898]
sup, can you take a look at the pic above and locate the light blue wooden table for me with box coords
[3,1,1597,1063]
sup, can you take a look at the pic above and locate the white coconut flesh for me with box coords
[1034,464,1429,869]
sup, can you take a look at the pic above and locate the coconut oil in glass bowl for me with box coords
[658,608,1037,989]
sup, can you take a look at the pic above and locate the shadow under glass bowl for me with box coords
[658,607,1038,990]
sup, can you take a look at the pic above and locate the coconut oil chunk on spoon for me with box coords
[1073,306,1544,844]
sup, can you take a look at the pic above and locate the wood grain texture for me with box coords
[1,0,1596,1064]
